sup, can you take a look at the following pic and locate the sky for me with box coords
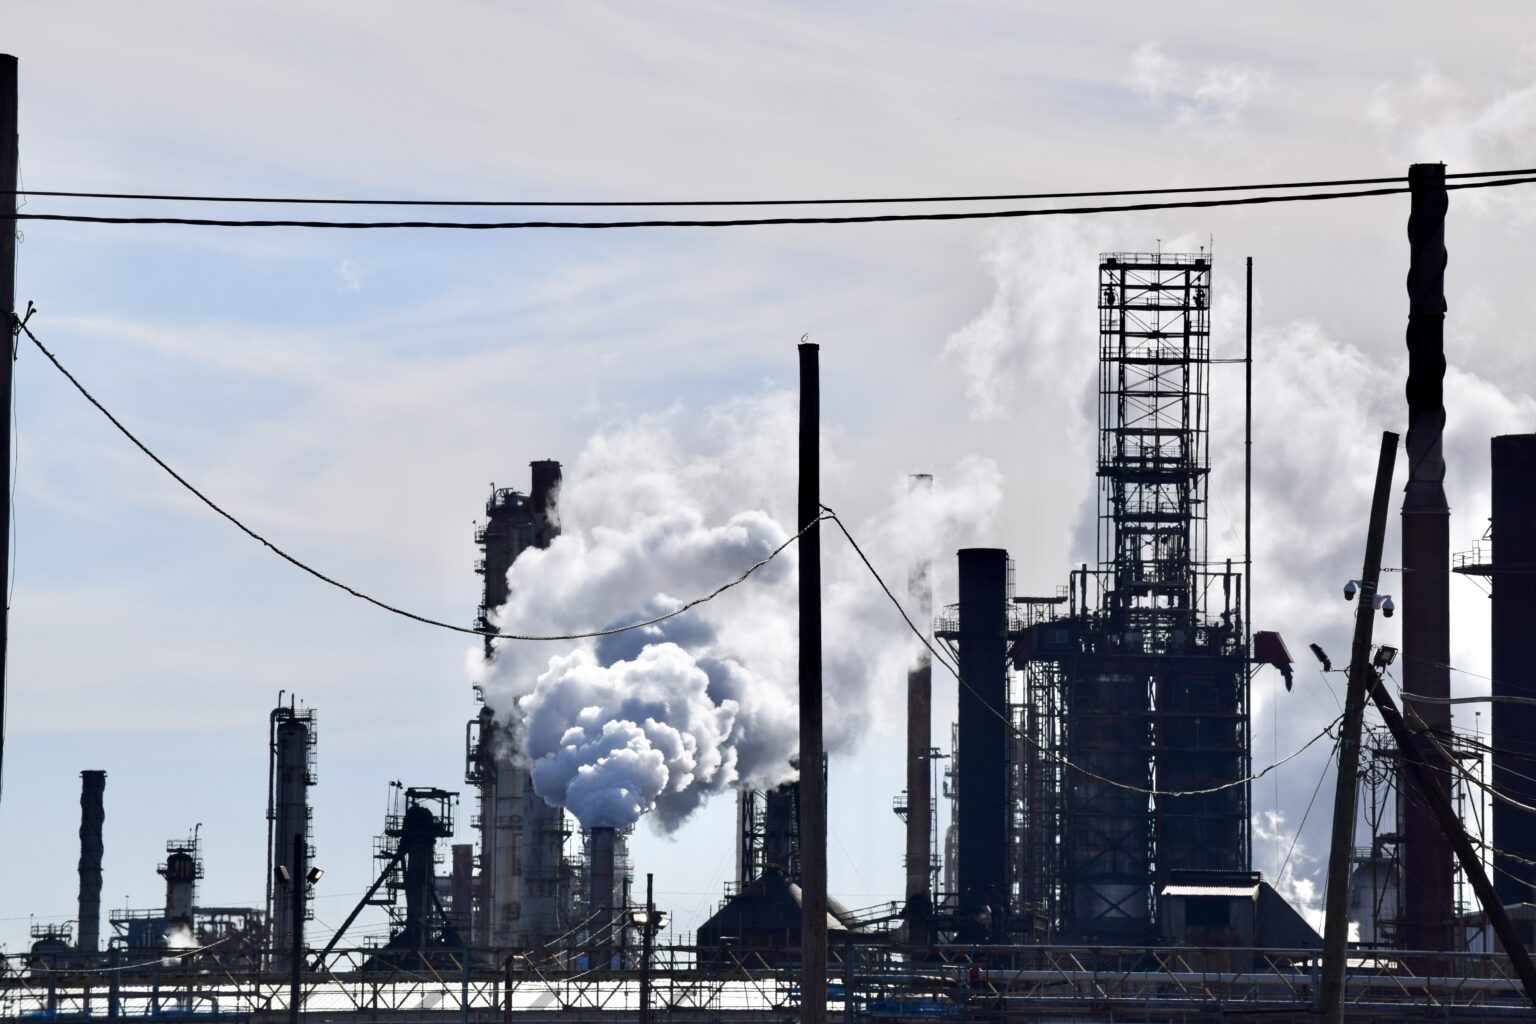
[2,1,1535,952]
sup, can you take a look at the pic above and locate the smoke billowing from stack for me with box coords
[76,771,105,954]
[470,395,1002,835]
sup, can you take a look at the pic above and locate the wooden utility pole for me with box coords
[798,340,827,1024]
[0,54,18,806]
[1319,431,1398,1024]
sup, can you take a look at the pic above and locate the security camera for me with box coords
[1343,580,1358,601]
[1378,595,1394,618]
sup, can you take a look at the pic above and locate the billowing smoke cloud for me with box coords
[470,391,1002,831]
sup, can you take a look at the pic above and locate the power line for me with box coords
[12,167,1534,208]
[19,319,814,644]
[10,176,1536,230]
[9,166,1533,209]
[822,505,1340,799]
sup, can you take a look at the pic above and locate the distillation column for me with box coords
[267,703,315,967]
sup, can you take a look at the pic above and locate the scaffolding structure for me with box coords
[1007,252,1249,943]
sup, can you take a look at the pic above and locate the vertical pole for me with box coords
[1244,256,1253,647]
[1400,161,1454,953]
[0,54,18,806]
[639,873,654,1024]
[291,832,303,1024]
[904,474,933,945]
[798,341,827,1024]
[1319,430,1398,1024]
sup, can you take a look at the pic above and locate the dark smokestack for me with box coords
[530,460,562,548]
[1400,161,1454,951]
[451,843,474,936]
[76,770,105,953]
[905,475,934,940]
[589,827,616,917]
[1492,434,1536,904]
[956,548,1009,943]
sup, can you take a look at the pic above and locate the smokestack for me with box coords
[451,843,474,936]
[904,474,934,940]
[530,459,562,548]
[1491,434,1536,904]
[76,770,105,953]
[956,548,1009,943]
[160,842,198,932]
[1400,161,1455,951]
[589,826,617,965]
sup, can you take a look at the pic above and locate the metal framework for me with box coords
[1007,253,1249,944]
[7,943,1533,1022]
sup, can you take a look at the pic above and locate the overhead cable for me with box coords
[9,166,1533,209]
[10,176,1536,230]
[19,319,812,644]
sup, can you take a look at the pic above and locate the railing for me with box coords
[2,942,1530,1020]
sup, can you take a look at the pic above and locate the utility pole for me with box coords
[639,873,654,1024]
[291,832,304,1024]
[1319,430,1398,1024]
[0,53,19,807]
[1363,672,1536,1007]
[798,340,827,1024]
[1401,161,1455,952]
[1244,256,1253,648]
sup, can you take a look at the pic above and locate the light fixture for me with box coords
[1309,643,1333,673]
[274,865,291,883]
[306,867,325,884]
[1373,646,1398,669]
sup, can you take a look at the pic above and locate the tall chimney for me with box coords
[904,474,934,940]
[1491,434,1536,904]
[1399,161,1455,951]
[76,770,105,953]
[956,548,1009,943]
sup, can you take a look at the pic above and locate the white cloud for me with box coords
[335,258,364,293]
[1127,42,1271,136]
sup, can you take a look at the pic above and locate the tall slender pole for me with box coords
[798,340,827,1024]
[639,873,654,1024]
[1400,161,1454,952]
[1319,430,1398,1024]
[291,832,304,1024]
[0,54,18,806]
[1244,257,1252,648]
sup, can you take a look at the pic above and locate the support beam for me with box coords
[797,340,826,1024]
[1319,430,1398,1024]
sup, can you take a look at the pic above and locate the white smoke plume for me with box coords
[471,391,1002,831]
[1125,42,1271,137]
